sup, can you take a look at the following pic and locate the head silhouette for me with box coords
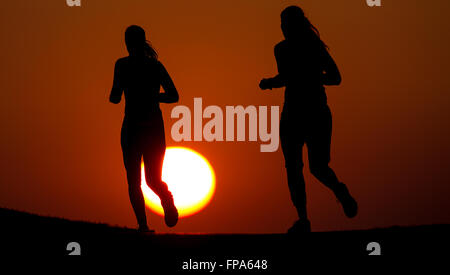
[280,6,327,49]
[125,25,158,58]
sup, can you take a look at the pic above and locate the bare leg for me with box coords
[142,119,178,227]
[121,123,148,229]
[307,106,357,218]
[286,165,307,220]
[126,161,148,229]
[280,116,308,220]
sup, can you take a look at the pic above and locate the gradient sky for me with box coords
[0,0,449,233]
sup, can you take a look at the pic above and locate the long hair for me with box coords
[281,6,328,50]
[125,25,158,59]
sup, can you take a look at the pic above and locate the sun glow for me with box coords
[141,147,215,218]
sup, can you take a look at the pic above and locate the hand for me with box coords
[259,78,272,90]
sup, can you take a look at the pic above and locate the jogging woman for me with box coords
[110,25,179,232]
[260,6,357,233]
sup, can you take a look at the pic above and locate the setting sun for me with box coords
[141,147,215,218]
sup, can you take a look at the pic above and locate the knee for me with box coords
[127,181,142,195]
[284,155,303,170]
[145,172,163,188]
[309,163,328,179]
[144,173,152,186]
[285,159,304,171]
[285,163,305,186]
[126,174,140,187]
[148,180,169,197]
[126,170,141,190]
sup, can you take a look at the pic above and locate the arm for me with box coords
[260,44,286,90]
[158,62,179,103]
[321,49,341,86]
[109,60,123,104]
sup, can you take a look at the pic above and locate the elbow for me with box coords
[323,74,341,86]
[159,92,179,103]
[109,95,120,104]
[332,70,342,85]
[334,75,342,86]
[109,88,122,104]
[169,91,179,103]
[167,95,179,104]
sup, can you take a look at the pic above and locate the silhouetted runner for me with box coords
[110,25,179,232]
[259,6,357,233]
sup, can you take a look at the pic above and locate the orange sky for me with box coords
[0,0,449,233]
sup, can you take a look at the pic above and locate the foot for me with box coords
[137,226,155,234]
[334,183,358,218]
[160,191,178,227]
[287,219,311,234]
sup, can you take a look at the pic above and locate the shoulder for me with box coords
[155,59,168,73]
[115,56,128,68]
[142,56,163,69]
[153,58,163,67]
[116,56,128,63]
[274,40,287,52]
[274,40,288,58]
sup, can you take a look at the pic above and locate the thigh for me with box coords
[142,119,166,182]
[306,106,332,166]
[280,116,305,168]
[121,123,143,183]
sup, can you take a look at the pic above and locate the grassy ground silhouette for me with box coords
[0,208,448,265]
